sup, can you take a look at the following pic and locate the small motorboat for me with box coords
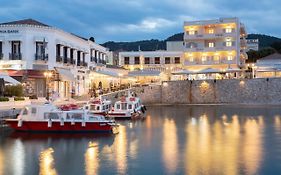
[5,103,118,133]
[108,91,147,119]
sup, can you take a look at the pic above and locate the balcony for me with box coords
[9,53,22,60]
[35,53,48,61]
[0,53,3,60]
[184,57,236,66]
[70,59,76,65]
[185,46,236,52]
[77,62,88,67]
[184,32,236,40]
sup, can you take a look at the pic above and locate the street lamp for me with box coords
[44,71,53,101]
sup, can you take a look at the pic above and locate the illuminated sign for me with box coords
[0,30,19,34]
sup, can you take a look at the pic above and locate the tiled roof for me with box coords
[259,53,281,61]
[0,18,49,27]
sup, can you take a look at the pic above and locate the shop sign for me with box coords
[0,30,19,34]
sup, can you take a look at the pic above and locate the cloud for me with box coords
[0,0,281,42]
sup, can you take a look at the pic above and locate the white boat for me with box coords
[84,97,112,116]
[108,92,147,119]
[5,103,118,133]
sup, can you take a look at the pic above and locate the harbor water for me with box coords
[1,105,281,174]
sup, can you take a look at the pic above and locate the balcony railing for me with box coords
[77,62,88,67]
[0,53,3,60]
[9,53,22,60]
[35,53,48,61]
[184,58,236,65]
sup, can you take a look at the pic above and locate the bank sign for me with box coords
[0,30,19,34]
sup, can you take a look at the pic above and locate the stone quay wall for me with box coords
[101,78,281,105]
[139,78,281,104]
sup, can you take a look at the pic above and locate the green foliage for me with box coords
[270,42,281,53]
[0,97,9,101]
[246,47,276,63]
[4,85,23,97]
[14,97,25,101]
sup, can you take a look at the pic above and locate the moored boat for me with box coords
[83,97,112,116]
[5,103,118,133]
[108,92,147,119]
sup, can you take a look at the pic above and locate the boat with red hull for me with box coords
[5,103,118,133]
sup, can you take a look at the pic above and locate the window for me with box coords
[227,55,233,61]
[214,55,220,61]
[22,108,28,115]
[189,57,194,62]
[116,104,120,110]
[31,108,37,114]
[225,28,232,33]
[202,56,207,62]
[226,41,232,47]
[134,57,140,64]
[121,103,127,110]
[11,41,20,54]
[189,30,195,35]
[102,106,105,110]
[208,29,214,34]
[124,57,130,65]
[128,104,132,109]
[145,57,150,64]
[96,106,100,110]
[44,112,60,120]
[175,57,180,64]
[155,57,160,64]
[165,57,170,64]
[208,42,215,48]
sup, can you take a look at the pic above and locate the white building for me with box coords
[0,19,109,98]
[183,17,247,73]
[166,41,184,51]
[119,51,184,82]
[246,39,259,51]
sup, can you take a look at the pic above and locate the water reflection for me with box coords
[185,112,264,175]
[85,142,99,175]
[162,118,178,174]
[39,148,57,175]
[115,125,127,174]
[1,105,281,174]
[12,139,25,175]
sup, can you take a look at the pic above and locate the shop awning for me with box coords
[224,68,242,73]
[55,68,75,81]
[0,73,21,85]
[128,70,161,77]
[172,69,194,75]
[93,70,121,77]
[193,68,221,74]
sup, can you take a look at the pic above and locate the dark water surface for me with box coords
[1,105,281,175]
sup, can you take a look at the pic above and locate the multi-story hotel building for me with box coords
[0,19,109,98]
[183,17,247,72]
[119,51,184,81]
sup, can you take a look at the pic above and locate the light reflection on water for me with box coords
[1,105,281,174]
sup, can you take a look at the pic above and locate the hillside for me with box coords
[102,33,281,51]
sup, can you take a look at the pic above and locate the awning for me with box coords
[172,69,194,75]
[0,73,21,85]
[193,68,222,74]
[224,68,242,73]
[128,70,161,77]
[93,70,121,77]
[55,68,75,81]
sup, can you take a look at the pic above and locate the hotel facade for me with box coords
[119,17,248,81]
[183,17,247,71]
[0,19,109,99]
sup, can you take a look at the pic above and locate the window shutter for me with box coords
[232,41,235,46]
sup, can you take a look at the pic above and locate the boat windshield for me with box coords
[121,103,127,110]
[89,105,95,111]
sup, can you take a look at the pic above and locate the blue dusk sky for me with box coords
[0,0,280,43]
